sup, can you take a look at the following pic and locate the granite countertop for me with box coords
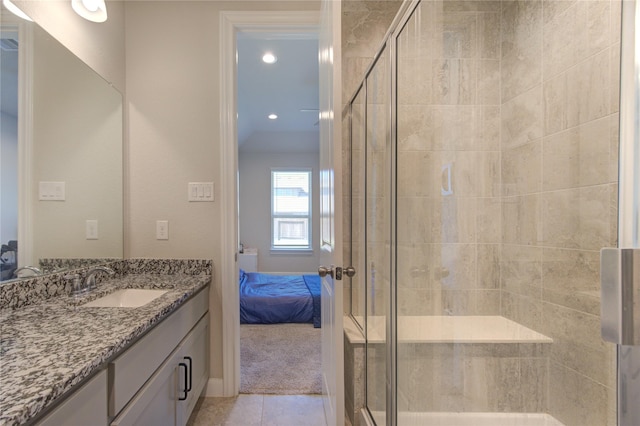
[0,274,210,426]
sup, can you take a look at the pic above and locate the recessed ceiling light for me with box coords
[262,52,277,64]
[268,114,278,120]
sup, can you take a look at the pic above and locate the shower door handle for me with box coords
[600,248,640,345]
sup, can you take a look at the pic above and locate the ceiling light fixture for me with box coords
[262,52,277,64]
[2,0,32,21]
[71,0,108,23]
[268,114,278,120]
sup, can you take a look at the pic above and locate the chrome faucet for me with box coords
[66,266,115,296]
[83,266,116,290]
[13,266,42,278]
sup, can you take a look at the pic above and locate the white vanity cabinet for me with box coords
[36,369,108,426]
[110,287,210,426]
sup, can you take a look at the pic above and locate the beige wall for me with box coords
[125,0,320,382]
[239,150,320,273]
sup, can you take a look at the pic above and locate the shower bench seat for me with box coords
[344,316,559,426]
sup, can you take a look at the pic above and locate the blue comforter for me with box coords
[239,270,321,327]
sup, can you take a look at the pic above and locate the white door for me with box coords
[319,0,343,424]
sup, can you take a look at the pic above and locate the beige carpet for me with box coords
[240,323,322,394]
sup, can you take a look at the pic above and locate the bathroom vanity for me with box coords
[0,260,211,426]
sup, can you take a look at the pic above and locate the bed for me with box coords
[239,269,321,328]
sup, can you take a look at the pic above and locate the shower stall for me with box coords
[343,0,638,424]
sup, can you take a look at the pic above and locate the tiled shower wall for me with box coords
[499,1,620,424]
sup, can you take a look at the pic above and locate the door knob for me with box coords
[344,266,356,278]
[318,266,334,278]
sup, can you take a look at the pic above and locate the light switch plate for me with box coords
[188,182,214,202]
[39,181,66,201]
[156,220,169,240]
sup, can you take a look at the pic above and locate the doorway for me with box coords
[218,10,321,398]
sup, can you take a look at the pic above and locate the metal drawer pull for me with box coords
[184,356,193,392]
[178,362,188,401]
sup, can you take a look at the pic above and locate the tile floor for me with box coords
[186,394,328,426]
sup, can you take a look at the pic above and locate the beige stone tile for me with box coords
[543,50,610,135]
[548,362,611,426]
[262,395,325,426]
[520,357,548,412]
[443,1,501,12]
[396,196,440,244]
[500,244,543,295]
[441,12,477,59]
[501,86,544,150]
[441,196,477,243]
[474,289,501,314]
[397,105,438,151]
[477,243,500,287]
[439,243,477,289]
[477,59,500,105]
[542,117,610,191]
[501,194,542,245]
[187,395,264,426]
[477,106,501,151]
[541,186,611,250]
[478,12,501,59]
[501,0,543,60]
[543,0,577,26]
[549,335,616,388]
[477,198,502,243]
[501,38,543,102]
[397,151,440,198]
[543,1,611,79]
[397,287,433,315]
[432,58,477,105]
[501,139,542,196]
[397,57,433,105]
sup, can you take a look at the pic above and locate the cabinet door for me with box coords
[110,353,177,426]
[37,369,107,426]
[176,313,210,426]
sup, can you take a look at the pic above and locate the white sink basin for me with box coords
[82,289,168,308]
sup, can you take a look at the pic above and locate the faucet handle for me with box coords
[64,274,83,295]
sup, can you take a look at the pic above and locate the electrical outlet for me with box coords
[156,220,169,240]
[86,220,98,240]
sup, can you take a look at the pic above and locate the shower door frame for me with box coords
[616,1,640,424]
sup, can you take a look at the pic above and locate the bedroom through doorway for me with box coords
[236,29,322,396]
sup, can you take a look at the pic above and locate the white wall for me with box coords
[125,0,320,383]
[13,0,126,91]
[239,148,320,273]
[1,112,18,244]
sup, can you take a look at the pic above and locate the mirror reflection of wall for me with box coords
[0,28,19,280]
[0,20,123,282]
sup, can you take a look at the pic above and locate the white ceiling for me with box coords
[237,34,319,153]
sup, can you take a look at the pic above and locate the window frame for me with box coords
[270,168,313,251]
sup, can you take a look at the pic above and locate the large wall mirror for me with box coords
[0,15,123,282]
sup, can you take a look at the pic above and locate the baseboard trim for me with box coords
[205,378,224,397]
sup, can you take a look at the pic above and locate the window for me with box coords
[271,169,312,250]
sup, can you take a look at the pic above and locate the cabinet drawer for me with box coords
[110,287,208,417]
[37,369,108,426]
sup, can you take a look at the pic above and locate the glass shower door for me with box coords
[392,0,620,425]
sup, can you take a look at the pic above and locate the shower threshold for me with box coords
[369,411,565,426]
